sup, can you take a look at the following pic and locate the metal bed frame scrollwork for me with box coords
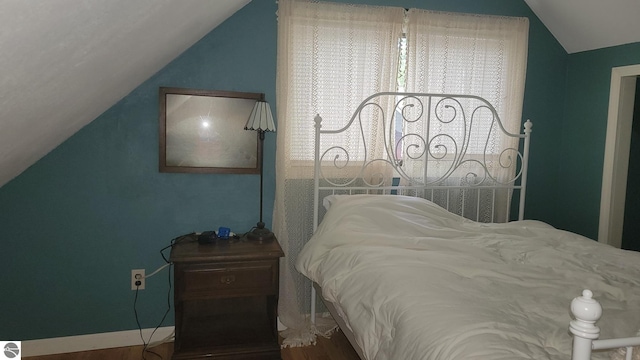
[312,91,532,231]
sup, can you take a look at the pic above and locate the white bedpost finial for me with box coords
[571,290,603,326]
[524,119,532,133]
[570,290,602,360]
[314,114,322,129]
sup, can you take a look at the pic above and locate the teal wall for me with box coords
[0,2,277,340]
[0,0,568,341]
[558,43,640,239]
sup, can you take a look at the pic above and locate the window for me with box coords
[282,7,528,167]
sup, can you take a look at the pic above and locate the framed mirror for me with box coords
[159,87,263,174]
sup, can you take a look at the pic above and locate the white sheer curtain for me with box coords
[275,0,404,347]
[275,1,529,347]
[402,10,529,221]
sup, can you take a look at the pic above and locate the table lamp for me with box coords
[244,100,276,242]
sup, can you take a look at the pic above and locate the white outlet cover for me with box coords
[131,269,145,290]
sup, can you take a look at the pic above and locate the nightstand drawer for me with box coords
[180,261,277,298]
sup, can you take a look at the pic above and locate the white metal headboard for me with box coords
[312,92,532,230]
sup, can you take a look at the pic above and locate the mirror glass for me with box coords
[159,88,263,174]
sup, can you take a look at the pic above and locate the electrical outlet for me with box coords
[131,269,145,290]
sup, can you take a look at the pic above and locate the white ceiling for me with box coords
[0,0,250,187]
[524,0,640,53]
[0,0,638,188]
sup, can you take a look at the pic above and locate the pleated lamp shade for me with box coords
[244,101,276,132]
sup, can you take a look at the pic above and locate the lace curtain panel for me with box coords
[275,0,404,347]
[274,0,529,347]
[401,10,529,221]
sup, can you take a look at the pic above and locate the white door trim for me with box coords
[598,64,639,247]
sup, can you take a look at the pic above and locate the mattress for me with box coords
[296,195,640,360]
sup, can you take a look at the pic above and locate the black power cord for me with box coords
[133,264,172,360]
[133,233,191,359]
[160,232,196,263]
[133,286,160,359]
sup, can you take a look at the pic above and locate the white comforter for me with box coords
[296,195,640,360]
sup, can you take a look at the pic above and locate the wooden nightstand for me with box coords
[170,235,284,359]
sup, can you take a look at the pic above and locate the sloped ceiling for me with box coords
[1,0,639,188]
[524,0,640,53]
[0,0,250,188]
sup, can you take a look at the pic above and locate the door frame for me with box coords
[598,64,639,248]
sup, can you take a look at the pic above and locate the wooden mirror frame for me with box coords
[159,87,264,174]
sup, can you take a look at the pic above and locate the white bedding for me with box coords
[296,195,640,360]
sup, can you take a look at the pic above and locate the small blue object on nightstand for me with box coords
[217,227,231,239]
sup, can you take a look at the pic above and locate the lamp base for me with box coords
[246,222,275,243]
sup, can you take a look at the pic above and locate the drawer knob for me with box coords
[220,275,236,285]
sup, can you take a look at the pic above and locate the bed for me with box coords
[294,92,640,360]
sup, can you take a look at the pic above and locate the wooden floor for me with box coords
[23,330,361,360]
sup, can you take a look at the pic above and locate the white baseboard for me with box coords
[22,317,286,357]
[21,326,174,357]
